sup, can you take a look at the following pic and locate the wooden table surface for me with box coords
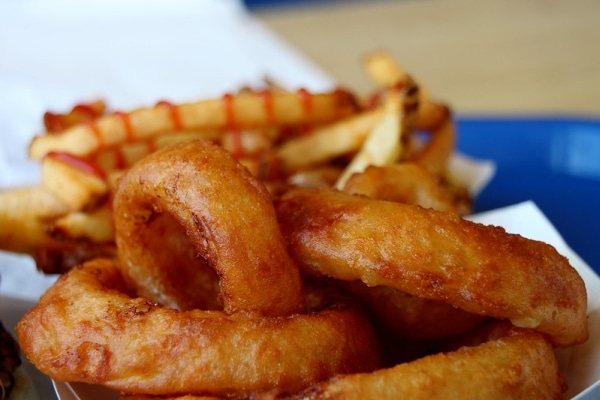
[254,0,600,116]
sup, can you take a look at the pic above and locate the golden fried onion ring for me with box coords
[275,188,588,347]
[113,139,305,316]
[288,327,565,400]
[16,258,380,396]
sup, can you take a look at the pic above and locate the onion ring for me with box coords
[339,280,486,342]
[113,139,304,315]
[275,188,588,347]
[342,163,464,214]
[287,327,565,400]
[115,326,564,399]
[16,258,380,396]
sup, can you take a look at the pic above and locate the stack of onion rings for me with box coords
[17,140,381,397]
[17,258,380,397]
[15,139,587,398]
[9,56,589,397]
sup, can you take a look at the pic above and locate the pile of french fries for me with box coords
[0,52,468,274]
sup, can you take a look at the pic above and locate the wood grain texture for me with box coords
[255,0,600,116]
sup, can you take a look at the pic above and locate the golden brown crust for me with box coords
[275,188,588,347]
[113,139,305,316]
[339,280,486,342]
[288,328,566,400]
[16,258,380,396]
[342,163,465,214]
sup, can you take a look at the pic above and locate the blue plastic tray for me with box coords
[456,116,600,274]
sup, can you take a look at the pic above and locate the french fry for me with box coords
[276,108,385,173]
[335,90,404,189]
[40,152,109,211]
[342,163,463,214]
[92,130,221,172]
[29,89,357,160]
[362,51,407,88]
[0,187,70,254]
[408,118,456,174]
[43,99,107,132]
[3,53,470,275]
[363,52,454,173]
[48,204,114,243]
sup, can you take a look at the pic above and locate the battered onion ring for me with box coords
[342,163,463,214]
[115,327,564,399]
[16,258,380,396]
[275,188,588,347]
[113,139,304,315]
[286,328,565,400]
[339,280,486,342]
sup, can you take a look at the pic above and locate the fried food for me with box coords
[362,52,454,174]
[16,258,380,397]
[41,151,109,211]
[342,163,467,214]
[276,107,384,173]
[43,100,106,132]
[333,90,404,189]
[6,51,590,398]
[0,186,70,254]
[28,89,357,160]
[48,203,115,243]
[92,130,221,173]
[285,328,565,400]
[113,139,305,316]
[339,280,485,342]
[275,187,588,347]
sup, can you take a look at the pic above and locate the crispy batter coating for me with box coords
[16,258,380,397]
[342,163,469,214]
[121,326,564,399]
[113,139,304,316]
[275,188,588,347]
[339,280,486,342]
[287,328,566,400]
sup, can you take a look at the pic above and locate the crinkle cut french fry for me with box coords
[28,89,358,160]
[0,187,70,254]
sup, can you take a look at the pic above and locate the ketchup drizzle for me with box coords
[222,93,243,158]
[222,93,236,129]
[46,151,106,180]
[114,111,135,143]
[156,100,183,131]
[43,113,64,133]
[297,88,312,116]
[259,90,275,124]
[112,147,128,170]
[85,121,104,148]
